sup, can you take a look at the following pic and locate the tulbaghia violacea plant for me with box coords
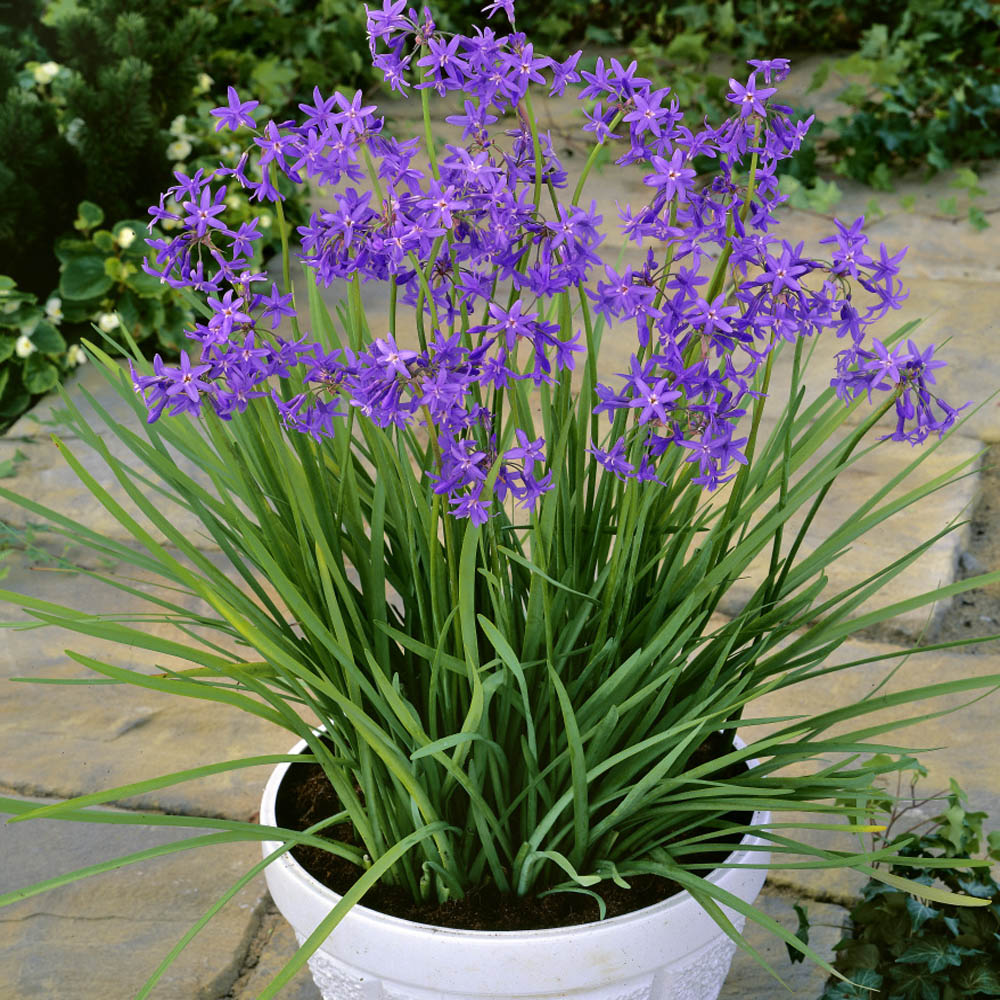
[2,1,998,995]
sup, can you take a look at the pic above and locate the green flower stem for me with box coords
[362,145,438,350]
[572,110,625,207]
[704,115,763,308]
[521,90,545,211]
[419,47,441,182]
[272,188,300,341]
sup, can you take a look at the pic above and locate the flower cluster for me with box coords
[135,0,963,521]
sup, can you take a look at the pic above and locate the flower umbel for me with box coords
[136,6,961,522]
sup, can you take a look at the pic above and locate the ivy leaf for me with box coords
[823,969,882,998]
[59,255,114,301]
[968,207,989,232]
[869,162,894,191]
[950,167,987,197]
[955,962,1000,995]
[926,145,952,171]
[836,939,881,970]
[956,875,995,898]
[785,902,809,964]
[0,447,27,478]
[889,962,945,1000]
[897,937,978,973]
[807,61,830,93]
[905,895,938,932]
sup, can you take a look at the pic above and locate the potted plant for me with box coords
[2,1,998,997]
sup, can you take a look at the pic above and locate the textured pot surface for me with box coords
[261,739,770,1000]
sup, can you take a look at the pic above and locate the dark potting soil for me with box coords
[274,730,751,931]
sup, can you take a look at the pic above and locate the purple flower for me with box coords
[643,149,696,202]
[260,284,297,329]
[162,351,214,405]
[726,73,777,118]
[211,86,259,132]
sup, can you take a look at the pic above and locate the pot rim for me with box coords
[260,732,771,940]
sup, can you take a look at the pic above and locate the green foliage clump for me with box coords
[204,0,370,119]
[0,198,199,425]
[817,780,1000,1000]
[821,0,1000,185]
[48,0,215,222]
[0,276,68,421]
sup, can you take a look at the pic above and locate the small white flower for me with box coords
[259,213,273,229]
[116,226,137,249]
[2,300,18,314]
[96,312,120,333]
[162,216,180,231]
[196,72,214,93]
[45,297,63,324]
[14,334,36,358]
[169,115,188,137]
[166,138,192,161]
[66,344,88,367]
[33,61,60,85]
[225,194,243,210]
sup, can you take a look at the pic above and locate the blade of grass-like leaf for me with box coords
[0,831,253,907]
[10,755,314,823]
[643,859,844,980]
[64,651,292,729]
[254,821,453,1000]
[861,866,991,906]
[0,796,361,859]
[132,805,349,1000]
[547,663,590,868]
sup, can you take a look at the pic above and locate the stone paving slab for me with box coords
[0,549,308,821]
[0,794,268,999]
[230,916,322,1000]
[737,639,1000,902]
[0,360,226,549]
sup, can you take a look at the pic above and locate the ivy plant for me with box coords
[810,777,1000,1000]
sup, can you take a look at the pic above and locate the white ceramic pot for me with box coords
[261,738,770,1000]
